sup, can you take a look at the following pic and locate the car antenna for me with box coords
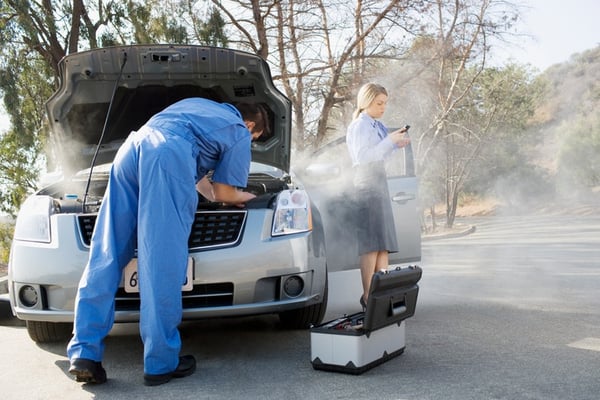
[81,50,128,213]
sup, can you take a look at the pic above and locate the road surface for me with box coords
[1,215,599,399]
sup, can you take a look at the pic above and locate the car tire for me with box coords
[26,320,72,343]
[278,277,328,329]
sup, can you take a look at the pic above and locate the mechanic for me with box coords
[67,98,268,386]
[346,83,410,310]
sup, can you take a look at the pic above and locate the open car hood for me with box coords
[45,45,292,175]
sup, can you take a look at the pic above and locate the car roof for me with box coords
[45,44,292,174]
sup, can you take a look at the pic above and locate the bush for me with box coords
[557,115,600,193]
[0,221,14,265]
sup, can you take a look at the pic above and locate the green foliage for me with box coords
[198,6,229,47]
[557,114,600,190]
[126,1,187,44]
[0,45,52,215]
[0,0,232,215]
[0,221,14,264]
[0,0,597,223]
[0,130,41,215]
[421,63,544,221]
[535,46,600,198]
[463,64,547,194]
[468,134,555,208]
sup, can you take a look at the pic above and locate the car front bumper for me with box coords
[9,211,327,323]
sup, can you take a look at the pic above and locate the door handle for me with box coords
[392,192,415,204]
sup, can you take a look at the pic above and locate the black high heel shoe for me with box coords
[359,295,367,311]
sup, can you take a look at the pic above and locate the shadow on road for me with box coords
[0,301,24,327]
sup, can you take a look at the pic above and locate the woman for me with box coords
[346,83,410,309]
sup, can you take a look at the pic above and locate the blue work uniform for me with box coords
[346,112,399,255]
[67,98,252,375]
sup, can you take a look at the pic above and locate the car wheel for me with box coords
[278,276,328,329]
[26,320,72,343]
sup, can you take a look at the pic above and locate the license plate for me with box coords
[123,257,194,293]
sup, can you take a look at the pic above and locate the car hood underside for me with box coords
[45,45,292,175]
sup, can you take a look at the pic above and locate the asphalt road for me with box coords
[1,215,599,400]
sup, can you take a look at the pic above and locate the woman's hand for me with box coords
[389,126,411,148]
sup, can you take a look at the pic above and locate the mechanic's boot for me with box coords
[143,355,196,386]
[69,358,107,384]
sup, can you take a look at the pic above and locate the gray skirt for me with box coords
[353,161,399,255]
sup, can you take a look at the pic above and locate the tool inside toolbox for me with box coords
[322,314,365,332]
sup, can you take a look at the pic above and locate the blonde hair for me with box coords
[352,83,388,120]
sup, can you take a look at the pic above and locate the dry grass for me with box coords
[425,192,600,219]
[454,197,500,217]
[423,196,499,219]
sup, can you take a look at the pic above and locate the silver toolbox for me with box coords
[310,265,422,374]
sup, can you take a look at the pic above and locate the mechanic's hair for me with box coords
[234,102,270,137]
[352,83,388,120]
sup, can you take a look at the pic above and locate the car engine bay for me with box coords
[38,170,293,214]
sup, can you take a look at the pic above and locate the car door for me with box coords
[300,134,421,272]
[383,136,421,266]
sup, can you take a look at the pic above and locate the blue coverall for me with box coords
[67,98,252,375]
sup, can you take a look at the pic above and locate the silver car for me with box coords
[8,45,421,343]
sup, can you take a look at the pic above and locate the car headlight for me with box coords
[13,195,55,243]
[272,189,312,236]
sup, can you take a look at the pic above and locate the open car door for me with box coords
[300,133,421,272]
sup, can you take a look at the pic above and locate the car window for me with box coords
[385,147,408,177]
[384,128,415,179]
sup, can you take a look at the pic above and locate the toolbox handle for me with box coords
[390,297,407,317]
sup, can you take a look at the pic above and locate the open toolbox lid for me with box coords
[362,265,422,333]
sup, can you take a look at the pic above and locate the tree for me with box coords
[195,6,229,47]
[0,0,230,215]
[0,221,12,264]
[557,112,600,194]
[0,0,133,214]
[209,0,428,149]
[0,46,54,214]
[386,0,527,228]
[1,0,531,231]
[439,64,543,226]
[538,46,600,201]
[207,0,537,230]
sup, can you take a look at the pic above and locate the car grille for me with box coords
[115,282,234,311]
[77,210,247,250]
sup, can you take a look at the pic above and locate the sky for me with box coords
[493,0,600,70]
[0,0,599,133]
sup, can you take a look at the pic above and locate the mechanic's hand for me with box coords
[231,191,256,208]
[213,183,256,207]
